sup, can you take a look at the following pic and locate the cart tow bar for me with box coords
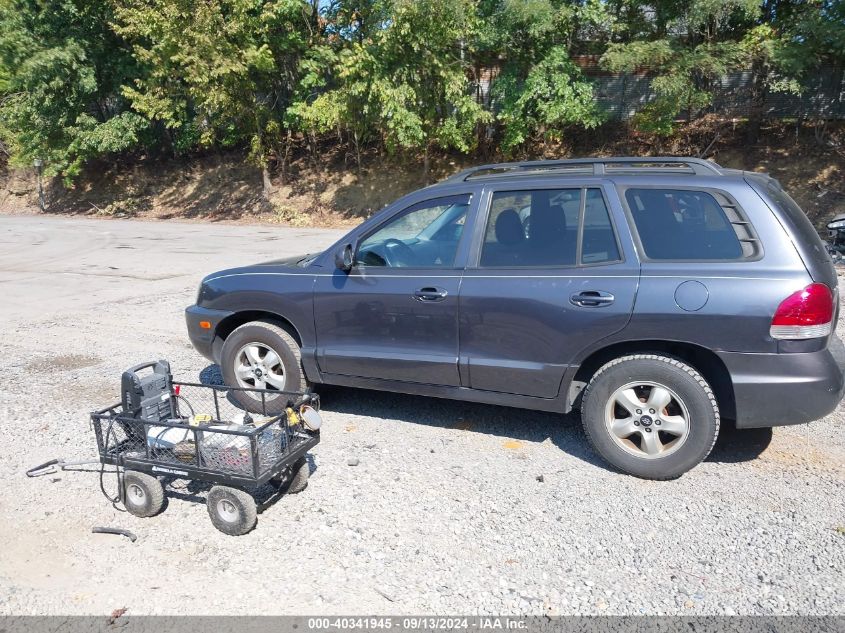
[26,458,101,477]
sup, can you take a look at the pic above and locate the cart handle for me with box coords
[26,459,61,477]
[123,360,167,375]
[26,457,102,477]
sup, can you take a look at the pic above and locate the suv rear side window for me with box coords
[625,188,744,260]
[480,188,619,267]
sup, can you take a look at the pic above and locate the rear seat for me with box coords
[480,208,525,266]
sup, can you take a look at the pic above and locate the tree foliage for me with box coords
[289,0,489,178]
[0,0,145,183]
[480,0,610,152]
[112,0,309,167]
[601,0,759,134]
[494,46,603,152]
[0,0,843,181]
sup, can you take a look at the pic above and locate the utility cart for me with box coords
[90,361,321,535]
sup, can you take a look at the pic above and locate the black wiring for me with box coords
[143,391,196,489]
[98,416,126,512]
[174,393,194,418]
[97,391,196,511]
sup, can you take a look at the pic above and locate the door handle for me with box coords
[414,287,448,302]
[570,290,615,307]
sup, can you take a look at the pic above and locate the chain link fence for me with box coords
[475,62,845,121]
[593,65,845,121]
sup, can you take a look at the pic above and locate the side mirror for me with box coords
[334,243,354,272]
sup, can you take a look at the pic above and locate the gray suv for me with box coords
[186,157,845,478]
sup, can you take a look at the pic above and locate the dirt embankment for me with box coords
[2,119,844,229]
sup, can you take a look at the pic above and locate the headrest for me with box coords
[495,209,524,246]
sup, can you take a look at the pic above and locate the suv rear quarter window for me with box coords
[624,188,758,261]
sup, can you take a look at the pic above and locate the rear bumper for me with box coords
[185,305,234,363]
[717,336,845,428]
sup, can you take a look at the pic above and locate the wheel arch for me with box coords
[214,310,303,349]
[569,340,736,421]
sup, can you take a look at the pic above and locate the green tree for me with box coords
[323,0,390,44]
[376,0,490,180]
[2,0,844,191]
[478,0,610,154]
[774,0,845,141]
[493,46,603,153]
[766,0,845,73]
[286,42,383,174]
[113,0,312,196]
[0,0,145,184]
[299,0,489,182]
[601,0,759,135]
[284,2,391,173]
[739,21,802,143]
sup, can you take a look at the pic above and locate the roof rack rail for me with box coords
[447,157,722,181]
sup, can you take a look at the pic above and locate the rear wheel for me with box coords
[271,456,309,494]
[581,354,720,479]
[220,320,309,414]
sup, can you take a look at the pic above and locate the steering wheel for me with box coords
[382,238,416,267]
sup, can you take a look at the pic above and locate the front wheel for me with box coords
[207,486,257,536]
[581,354,720,479]
[220,320,309,414]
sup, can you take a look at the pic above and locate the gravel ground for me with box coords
[0,215,843,616]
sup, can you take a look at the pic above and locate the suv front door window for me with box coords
[356,195,470,268]
[313,192,476,387]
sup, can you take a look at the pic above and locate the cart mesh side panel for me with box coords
[173,383,292,424]
[93,414,148,462]
[92,382,318,486]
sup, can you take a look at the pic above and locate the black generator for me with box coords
[121,361,176,435]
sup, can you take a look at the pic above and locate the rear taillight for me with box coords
[770,283,834,340]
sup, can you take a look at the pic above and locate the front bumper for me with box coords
[717,336,845,428]
[185,305,234,363]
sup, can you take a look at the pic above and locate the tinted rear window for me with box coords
[765,183,828,262]
[625,188,744,260]
[762,181,836,286]
[582,189,621,264]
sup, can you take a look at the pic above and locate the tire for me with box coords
[271,456,309,494]
[220,320,309,414]
[122,470,166,518]
[206,486,257,536]
[581,354,720,480]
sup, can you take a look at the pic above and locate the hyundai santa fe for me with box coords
[186,157,845,478]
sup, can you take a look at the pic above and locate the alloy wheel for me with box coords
[233,342,286,391]
[604,381,690,459]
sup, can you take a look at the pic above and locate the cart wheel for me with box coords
[271,456,309,494]
[122,471,166,518]
[207,486,257,536]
